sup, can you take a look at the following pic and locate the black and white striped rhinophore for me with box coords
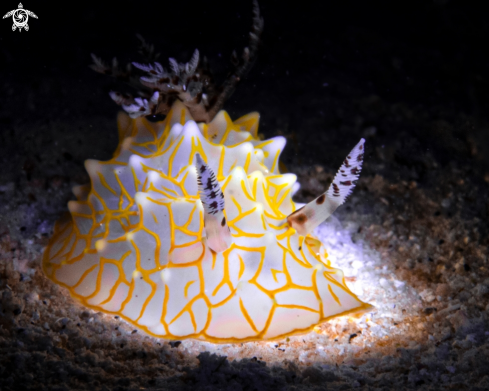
[195,153,232,253]
[287,138,365,236]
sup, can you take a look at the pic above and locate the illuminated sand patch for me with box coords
[174,215,423,364]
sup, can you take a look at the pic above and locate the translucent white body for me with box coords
[42,101,370,343]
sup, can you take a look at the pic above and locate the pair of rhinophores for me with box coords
[42,2,372,343]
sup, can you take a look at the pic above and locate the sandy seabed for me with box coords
[1,131,489,390]
[2,2,489,388]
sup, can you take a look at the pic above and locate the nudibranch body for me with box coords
[42,101,371,343]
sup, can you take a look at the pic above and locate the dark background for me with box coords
[1,0,489,183]
[1,2,489,389]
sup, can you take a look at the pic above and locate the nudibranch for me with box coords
[42,99,372,343]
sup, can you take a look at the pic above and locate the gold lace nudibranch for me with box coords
[42,100,372,343]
